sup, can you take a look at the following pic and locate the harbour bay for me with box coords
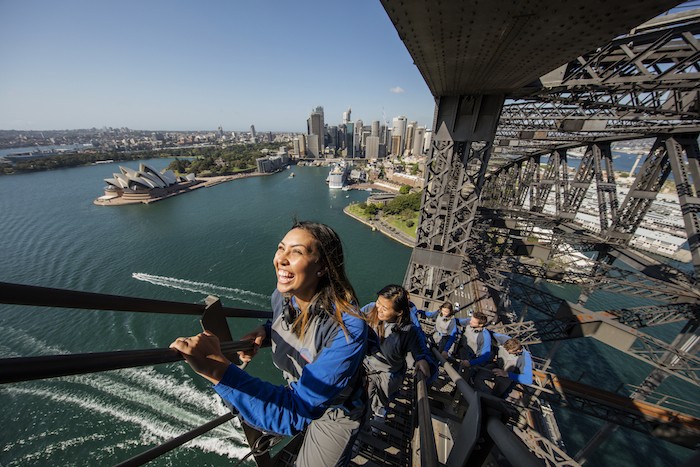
[0,159,410,465]
[0,158,694,466]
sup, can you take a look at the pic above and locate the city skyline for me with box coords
[0,1,435,132]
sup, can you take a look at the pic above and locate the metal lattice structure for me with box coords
[383,0,700,464]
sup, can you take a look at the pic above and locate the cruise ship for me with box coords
[327,162,349,189]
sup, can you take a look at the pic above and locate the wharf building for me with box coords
[256,150,289,173]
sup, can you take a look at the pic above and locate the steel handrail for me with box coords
[115,413,236,467]
[0,281,262,466]
[0,340,255,384]
[431,348,543,467]
[0,281,272,319]
[415,368,439,466]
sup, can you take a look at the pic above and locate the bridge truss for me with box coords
[401,6,700,464]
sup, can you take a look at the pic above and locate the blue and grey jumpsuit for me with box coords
[361,302,434,417]
[212,289,367,467]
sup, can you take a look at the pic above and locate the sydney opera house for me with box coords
[95,163,196,205]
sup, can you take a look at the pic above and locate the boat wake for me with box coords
[0,326,248,464]
[132,272,269,308]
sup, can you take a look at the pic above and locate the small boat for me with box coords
[289,172,295,178]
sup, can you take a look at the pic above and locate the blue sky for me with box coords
[0,1,436,132]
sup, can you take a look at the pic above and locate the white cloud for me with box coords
[390,86,405,94]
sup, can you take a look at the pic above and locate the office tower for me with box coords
[343,107,351,124]
[371,120,380,137]
[345,122,355,157]
[338,124,347,151]
[391,116,407,156]
[217,126,224,138]
[391,134,402,157]
[307,135,320,158]
[413,126,425,156]
[292,137,300,157]
[307,106,324,157]
[423,129,433,153]
[355,120,363,157]
[366,136,380,159]
[250,125,257,142]
[405,121,416,156]
[328,126,339,153]
[380,124,388,145]
[298,134,307,157]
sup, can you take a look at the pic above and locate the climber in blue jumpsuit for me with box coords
[171,221,367,467]
[362,284,435,418]
[418,301,460,358]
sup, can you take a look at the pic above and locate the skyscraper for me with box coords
[298,134,307,157]
[391,116,407,156]
[404,121,416,156]
[345,121,354,157]
[371,120,380,137]
[413,126,426,156]
[342,107,351,125]
[365,136,380,159]
[355,120,363,157]
[250,125,257,142]
[307,106,324,158]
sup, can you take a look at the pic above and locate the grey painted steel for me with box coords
[431,348,482,466]
[380,0,682,97]
[0,281,272,319]
[485,417,545,467]
[592,142,618,232]
[430,348,543,466]
[404,94,504,308]
[115,413,235,467]
[415,369,439,467]
[0,341,255,384]
[666,134,700,276]
[607,137,674,243]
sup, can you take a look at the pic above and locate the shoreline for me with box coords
[93,172,269,206]
[343,205,416,248]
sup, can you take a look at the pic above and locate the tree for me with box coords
[399,184,411,195]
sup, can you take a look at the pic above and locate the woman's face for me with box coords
[376,296,401,323]
[274,228,323,302]
[440,307,451,317]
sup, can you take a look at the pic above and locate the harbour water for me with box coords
[0,159,693,465]
[0,160,410,465]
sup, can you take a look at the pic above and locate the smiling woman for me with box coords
[361,284,434,418]
[170,220,368,467]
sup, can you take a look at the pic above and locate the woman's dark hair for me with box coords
[289,220,359,337]
[367,284,410,339]
[440,302,454,314]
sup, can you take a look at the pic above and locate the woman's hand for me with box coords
[170,331,231,384]
[237,325,267,363]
